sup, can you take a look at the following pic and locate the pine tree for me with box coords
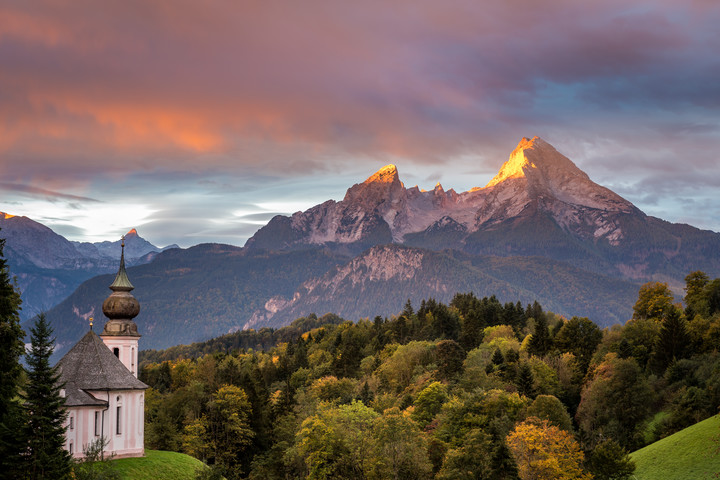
[516,363,536,399]
[651,307,690,374]
[0,234,25,478]
[490,440,520,480]
[23,313,73,480]
[527,315,552,357]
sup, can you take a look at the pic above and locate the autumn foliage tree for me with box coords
[633,282,675,321]
[506,418,591,480]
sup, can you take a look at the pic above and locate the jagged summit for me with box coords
[364,164,400,184]
[486,136,586,188]
[344,164,404,205]
[247,137,642,251]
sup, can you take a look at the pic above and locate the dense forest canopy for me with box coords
[137,271,720,479]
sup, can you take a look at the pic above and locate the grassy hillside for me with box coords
[631,415,720,480]
[112,450,206,480]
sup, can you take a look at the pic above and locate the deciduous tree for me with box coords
[553,316,602,371]
[294,400,378,479]
[372,407,431,480]
[506,418,591,480]
[633,282,675,321]
[412,381,448,427]
[576,355,653,450]
[525,395,573,432]
[587,438,635,480]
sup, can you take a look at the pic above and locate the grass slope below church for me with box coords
[631,415,720,480]
[111,450,206,480]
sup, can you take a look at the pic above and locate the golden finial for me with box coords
[89,317,94,330]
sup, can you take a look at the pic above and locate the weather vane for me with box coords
[89,317,94,331]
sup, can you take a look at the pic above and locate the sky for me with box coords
[0,0,719,248]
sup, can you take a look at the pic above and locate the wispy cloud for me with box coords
[0,183,101,203]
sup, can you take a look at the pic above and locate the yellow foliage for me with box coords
[507,418,592,480]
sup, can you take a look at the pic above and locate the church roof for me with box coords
[57,330,147,406]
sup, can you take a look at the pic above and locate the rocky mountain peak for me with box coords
[364,164,400,184]
[486,136,587,188]
[247,136,641,251]
[343,164,405,204]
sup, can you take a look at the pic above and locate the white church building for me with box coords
[57,239,148,459]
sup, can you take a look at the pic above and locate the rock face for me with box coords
[246,137,638,250]
[474,137,636,244]
[245,244,639,330]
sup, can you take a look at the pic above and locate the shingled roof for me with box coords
[57,330,147,406]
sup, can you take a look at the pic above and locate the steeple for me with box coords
[101,236,140,337]
[109,236,134,291]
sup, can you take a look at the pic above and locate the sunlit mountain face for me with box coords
[247,137,720,287]
[247,137,636,249]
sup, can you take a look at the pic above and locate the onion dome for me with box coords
[101,237,140,337]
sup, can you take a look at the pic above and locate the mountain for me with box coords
[246,244,638,330]
[247,137,720,288]
[28,136,720,357]
[0,213,176,318]
[42,244,349,360]
[71,228,178,262]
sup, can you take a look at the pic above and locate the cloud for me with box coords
[0,183,100,203]
[1,1,717,176]
[0,0,719,241]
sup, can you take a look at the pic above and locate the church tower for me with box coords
[100,237,141,377]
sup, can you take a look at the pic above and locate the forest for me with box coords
[136,271,720,479]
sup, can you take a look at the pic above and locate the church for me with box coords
[57,239,148,459]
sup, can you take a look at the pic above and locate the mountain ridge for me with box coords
[0,213,176,318]
[8,136,720,358]
[246,137,720,286]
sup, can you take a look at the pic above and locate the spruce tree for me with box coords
[527,315,552,357]
[23,313,73,480]
[0,234,25,478]
[651,307,690,374]
[516,363,536,399]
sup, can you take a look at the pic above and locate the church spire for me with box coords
[109,236,134,292]
[100,236,140,338]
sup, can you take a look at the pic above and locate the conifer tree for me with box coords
[516,363,536,399]
[489,440,520,480]
[527,315,552,357]
[23,313,73,480]
[651,307,690,374]
[0,234,25,478]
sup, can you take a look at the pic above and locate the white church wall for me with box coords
[84,389,145,459]
[100,335,140,378]
[64,405,104,459]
